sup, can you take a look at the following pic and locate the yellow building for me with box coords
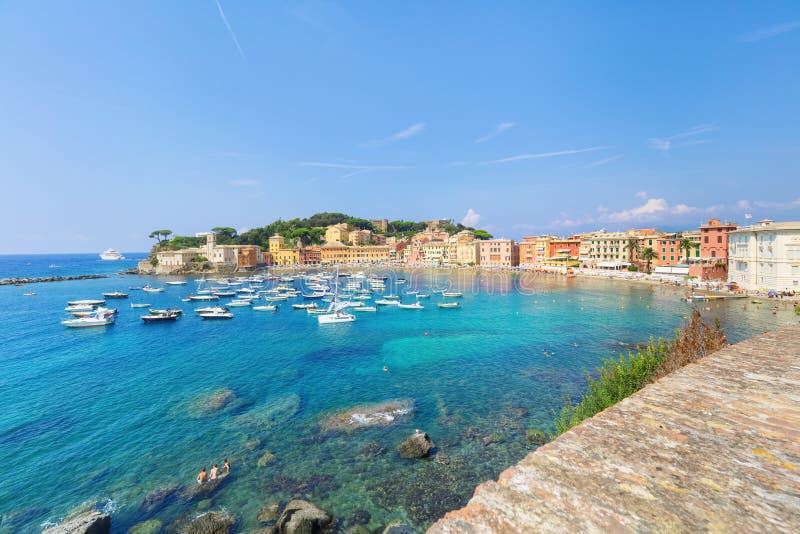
[268,234,286,254]
[455,241,480,265]
[370,219,388,232]
[320,242,389,264]
[273,247,300,266]
[325,223,352,244]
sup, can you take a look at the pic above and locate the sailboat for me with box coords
[317,267,356,324]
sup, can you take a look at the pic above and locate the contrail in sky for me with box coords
[215,0,246,60]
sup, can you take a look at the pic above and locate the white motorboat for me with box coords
[265,295,288,302]
[65,304,96,313]
[227,299,252,307]
[353,295,372,300]
[253,304,278,312]
[438,302,461,308]
[195,306,229,315]
[383,295,400,300]
[352,306,377,312]
[416,294,430,299]
[165,281,187,286]
[405,290,419,295]
[396,279,406,284]
[67,299,105,306]
[188,294,219,301]
[62,309,116,328]
[398,302,424,310]
[198,309,234,319]
[142,285,164,293]
[102,291,129,299]
[292,302,318,310]
[442,291,463,297]
[375,299,400,306]
[141,311,180,323]
[130,302,151,308]
[99,248,124,261]
[340,301,364,308]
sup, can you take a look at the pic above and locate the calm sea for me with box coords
[0,256,794,532]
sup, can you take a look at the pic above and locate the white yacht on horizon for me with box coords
[99,248,125,260]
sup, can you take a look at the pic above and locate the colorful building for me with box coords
[688,219,738,280]
[324,223,352,244]
[727,219,800,291]
[478,239,519,267]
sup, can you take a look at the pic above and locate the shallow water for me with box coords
[0,259,795,532]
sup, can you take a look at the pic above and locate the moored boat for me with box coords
[67,299,105,306]
[442,291,463,297]
[141,311,180,323]
[352,306,377,312]
[253,304,278,311]
[142,285,164,293]
[198,309,234,319]
[99,248,124,261]
[62,309,116,328]
[103,291,129,299]
[398,302,424,309]
[438,302,461,308]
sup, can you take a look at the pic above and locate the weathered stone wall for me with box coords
[430,324,800,533]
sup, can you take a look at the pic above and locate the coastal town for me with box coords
[148,216,800,293]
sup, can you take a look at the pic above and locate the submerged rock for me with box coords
[382,523,418,534]
[229,394,301,430]
[188,389,238,417]
[141,483,180,513]
[359,440,385,458]
[178,476,227,502]
[320,399,413,432]
[128,519,162,534]
[0,507,49,532]
[347,509,370,526]
[179,510,235,534]
[257,451,276,467]
[273,500,333,534]
[42,510,110,534]
[244,438,262,451]
[526,428,548,445]
[481,433,504,446]
[398,431,434,459]
[257,502,280,523]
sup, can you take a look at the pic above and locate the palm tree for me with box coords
[624,237,640,263]
[640,247,656,273]
[678,236,698,263]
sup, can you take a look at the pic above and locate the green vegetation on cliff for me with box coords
[553,310,726,436]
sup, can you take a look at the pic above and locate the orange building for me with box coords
[547,237,581,262]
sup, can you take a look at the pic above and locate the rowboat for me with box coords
[438,302,461,308]
[253,304,278,312]
[398,302,424,310]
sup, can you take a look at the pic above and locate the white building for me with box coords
[727,219,800,291]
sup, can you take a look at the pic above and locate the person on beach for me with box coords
[197,467,207,484]
[223,459,230,474]
[210,464,218,480]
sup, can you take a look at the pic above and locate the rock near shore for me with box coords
[398,431,435,459]
[320,399,413,432]
[1,274,107,286]
[42,510,110,534]
[273,500,333,534]
[179,510,235,534]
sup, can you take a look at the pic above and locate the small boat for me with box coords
[353,295,372,300]
[438,302,461,308]
[396,279,406,284]
[131,302,151,308]
[416,294,430,299]
[23,292,36,296]
[195,306,229,315]
[99,248,125,261]
[128,286,142,291]
[198,310,234,320]
[375,299,400,306]
[65,304,96,313]
[302,292,327,300]
[149,308,183,316]
[406,290,419,295]
[165,281,188,286]
[265,296,288,302]
[383,295,400,300]
[70,307,117,318]
[292,302,318,310]
[317,311,356,324]
[398,302,424,310]
[253,304,279,312]
[442,292,463,297]
[67,299,105,306]
[141,311,180,323]
[62,310,116,328]
[103,292,129,299]
[227,299,252,307]
[212,290,236,297]
[142,285,164,293]
[352,306,377,312]
[340,301,364,308]
[188,294,219,301]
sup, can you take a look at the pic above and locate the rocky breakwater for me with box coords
[0,274,107,286]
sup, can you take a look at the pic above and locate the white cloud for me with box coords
[486,146,607,164]
[360,123,425,147]
[603,198,696,223]
[461,208,481,227]
[215,0,246,60]
[648,123,717,153]
[300,161,410,179]
[474,122,515,144]
[228,179,258,186]
[737,199,752,210]
[635,191,648,199]
[741,20,800,42]
[585,154,623,168]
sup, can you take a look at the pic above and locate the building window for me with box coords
[704,236,709,243]
[711,251,716,258]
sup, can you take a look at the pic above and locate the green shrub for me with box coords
[553,311,726,436]
[627,265,638,272]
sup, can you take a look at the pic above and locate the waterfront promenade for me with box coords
[430,324,800,533]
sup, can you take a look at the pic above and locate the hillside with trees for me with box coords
[149,212,488,252]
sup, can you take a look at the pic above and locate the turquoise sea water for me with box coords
[0,256,796,532]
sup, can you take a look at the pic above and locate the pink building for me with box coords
[478,239,519,267]
[699,219,738,261]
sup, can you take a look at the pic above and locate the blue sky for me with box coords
[1,1,799,253]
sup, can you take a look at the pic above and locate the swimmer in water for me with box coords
[383,365,389,372]
[197,467,207,485]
